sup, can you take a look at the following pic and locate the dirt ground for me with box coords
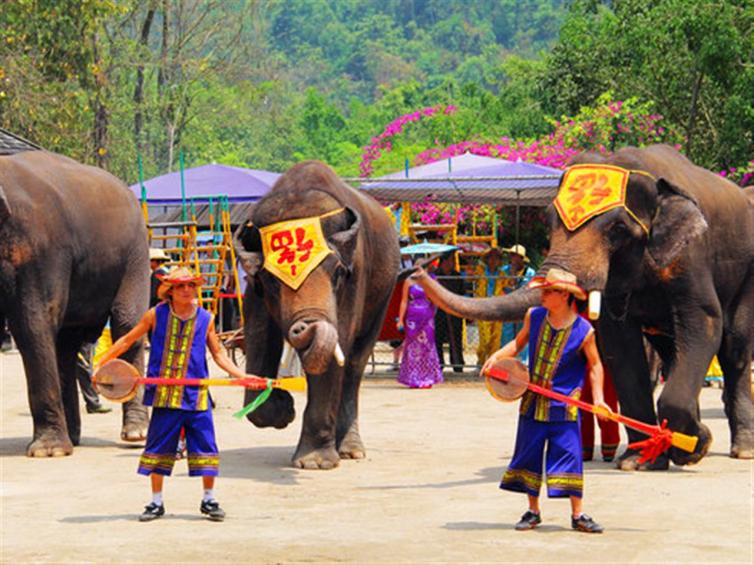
[1,350,752,564]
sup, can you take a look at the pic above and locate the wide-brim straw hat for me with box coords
[527,267,587,301]
[157,266,204,301]
[503,243,530,263]
[149,248,170,262]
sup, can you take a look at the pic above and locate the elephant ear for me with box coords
[648,178,708,268]
[0,185,10,222]
[233,222,263,280]
[327,207,361,269]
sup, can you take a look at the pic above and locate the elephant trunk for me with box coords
[411,269,541,322]
[288,318,340,375]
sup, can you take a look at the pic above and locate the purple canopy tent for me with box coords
[130,163,281,227]
[128,163,280,205]
[379,153,514,180]
[356,158,561,206]
[352,157,562,243]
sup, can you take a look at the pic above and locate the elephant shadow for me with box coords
[213,445,303,485]
[0,436,133,457]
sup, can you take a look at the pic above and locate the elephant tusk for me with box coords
[333,343,345,367]
[588,290,602,320]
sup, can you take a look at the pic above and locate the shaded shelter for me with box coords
[352,159,562,243]
[355,159,562,205]
[379,153,516,179]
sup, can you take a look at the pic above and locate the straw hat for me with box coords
[503,244,530,263]
[157,266,204,301]
[149,248,170,262]
[527,267,587,300]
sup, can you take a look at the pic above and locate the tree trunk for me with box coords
[685,70,704,156]
[133,4,157,154]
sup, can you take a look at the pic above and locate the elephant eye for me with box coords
[608,222,630,244]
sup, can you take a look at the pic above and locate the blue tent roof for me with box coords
[129,163,281,204]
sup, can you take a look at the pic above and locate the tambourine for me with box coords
[481,357,699,459]
[484,357,530,402]
[92,359,306,404]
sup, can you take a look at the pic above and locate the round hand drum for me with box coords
[484,358,530,402]
[92,359,142,403]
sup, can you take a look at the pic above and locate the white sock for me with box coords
[203,488,215,502]
[152,492,163,506]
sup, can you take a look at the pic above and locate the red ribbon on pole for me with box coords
[486,367,697,463]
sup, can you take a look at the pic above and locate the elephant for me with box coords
[0,149,150,456]
[234,161,399,470]
[414,144,753,470]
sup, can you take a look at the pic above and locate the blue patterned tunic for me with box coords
[143,302,212,411]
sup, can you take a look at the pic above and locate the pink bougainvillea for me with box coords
[359,105,457,177]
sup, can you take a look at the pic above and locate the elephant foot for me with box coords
[27,432,74,458]
[616,449,670,471]
[247,389,295,430]
[292,442,340,470]
[730,441,753,459]
[670,423,712,466]
[729,430,753,459]
[338,432,366,460]
[121,422,147,443]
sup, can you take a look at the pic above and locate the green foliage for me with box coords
[0,0,749,191]
[540,0,753,169]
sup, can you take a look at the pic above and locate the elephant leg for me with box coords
[293,365,344,470]
[597,315,669,471]
[241,289,290,429]
[718,275,754,459]
[57,336,82,446]
[657,300,720,466]
[110,273,149,442]
[335,344,371,460]
[9,301,72,457]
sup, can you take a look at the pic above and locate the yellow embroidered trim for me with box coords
[546,473,583,490]
[187,455,219,466]
[522,318,571,421]
[154,312,196,409]
[502,468,542,490]
[566,388,581,422]
[139,454,176,468]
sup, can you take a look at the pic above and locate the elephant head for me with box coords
[417,155,708,323]
[234,190,358,377]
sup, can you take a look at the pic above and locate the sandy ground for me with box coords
[1,350,752,564]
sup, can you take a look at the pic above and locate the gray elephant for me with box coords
[234,161,399,469]
[0,149,150,456]
[415,145,753,470]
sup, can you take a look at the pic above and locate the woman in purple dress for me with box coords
[397,274,444,389]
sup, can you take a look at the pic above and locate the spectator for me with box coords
[76,342,111,414]
[397,265,443,389]
[501,245,536,362]
[148,248,171,308]
[434,252,466,372]
[474,247,505,367]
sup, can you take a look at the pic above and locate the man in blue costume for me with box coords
[482,268,610,533]
[97,266,252,522]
